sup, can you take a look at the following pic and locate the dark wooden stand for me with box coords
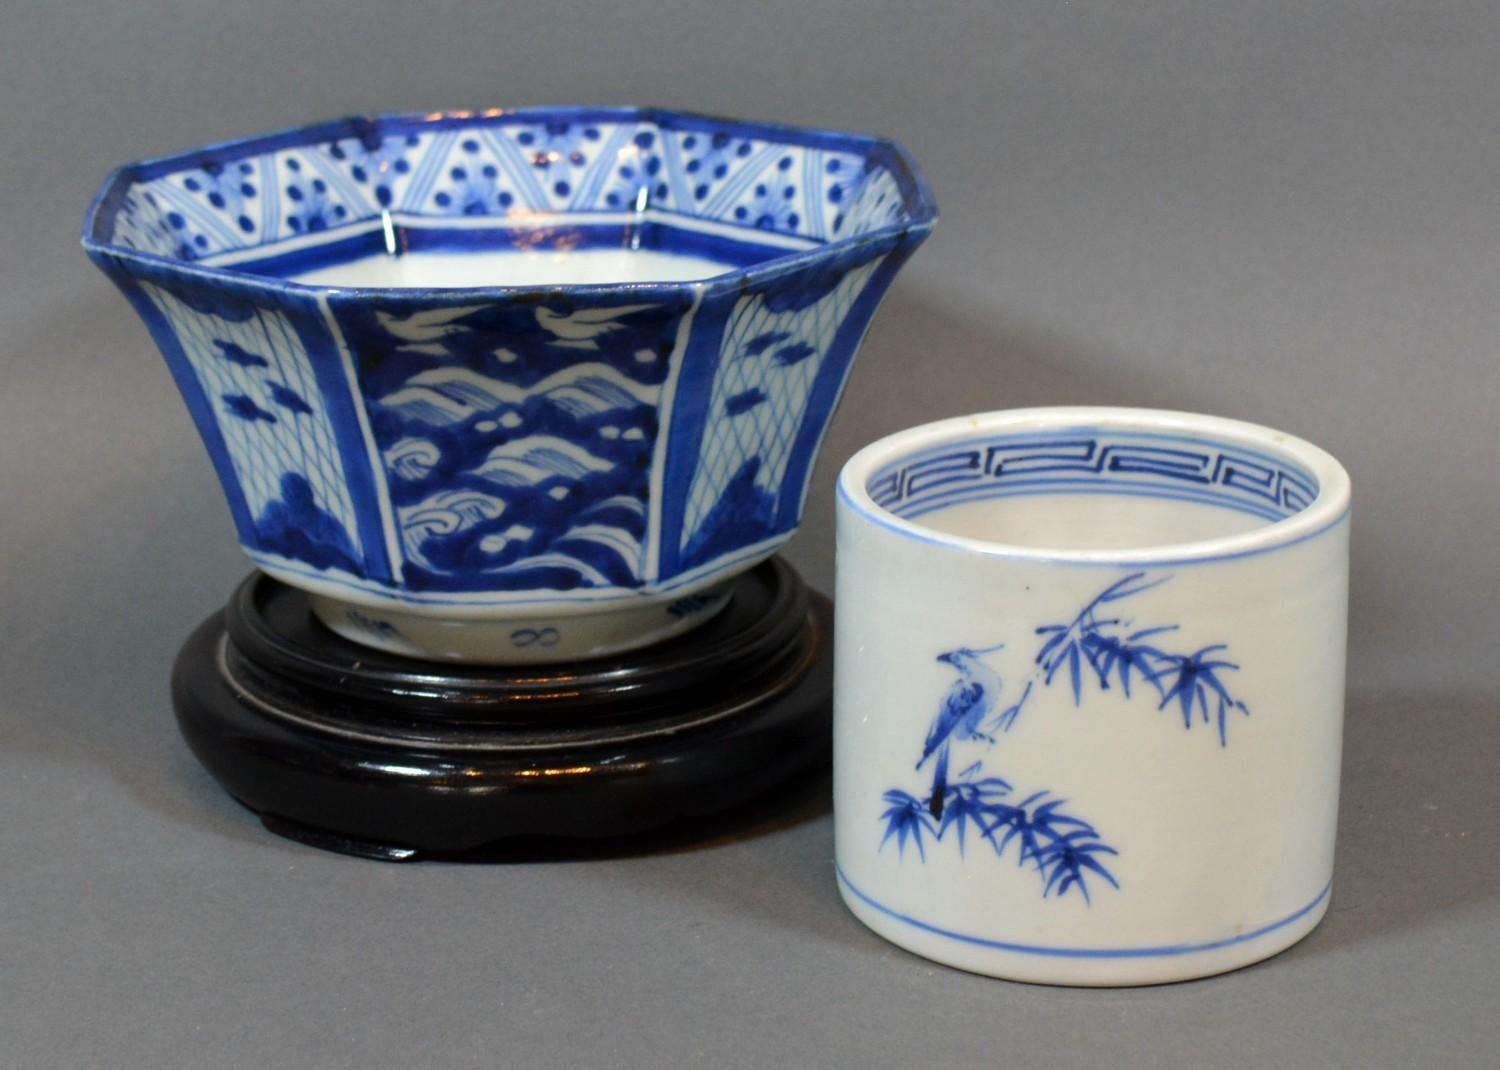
[171,558,832,860]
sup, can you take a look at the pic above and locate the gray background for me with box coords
[2,2,1498,1066]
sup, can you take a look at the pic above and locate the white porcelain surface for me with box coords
[291,248,740,289]
[834,407,1351,985]
[308,581,732,663]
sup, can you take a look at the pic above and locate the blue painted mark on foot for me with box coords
[666,592,721,619]
[511,627,560,648]
[345,608,403,640]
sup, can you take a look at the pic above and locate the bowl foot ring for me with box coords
[172,557,832,860]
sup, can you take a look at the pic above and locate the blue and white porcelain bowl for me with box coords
[83,108,936,662]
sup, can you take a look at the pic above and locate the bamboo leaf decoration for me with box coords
[878,571,1252,902]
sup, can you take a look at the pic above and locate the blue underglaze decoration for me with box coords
[128,276,376,578]
[331,294,691,593]
[665,592,721,619]
[510,626,561,649]
[98,111,929,257]
[167,282,259,324]
[998,572,1251,745]
[599,130,670,211]
[344,607,403,641]
[515,121,598,167]
[267,381,314,415]
[772,342,817,367]
[223,393,277,424]
[673,252,891,571]
[678,458,777,569]
[733,176,802,233]
[825,163,907,238]
[281,157,350,235]
[679,130,755,205]
[180,161,259,236]
[881,642,1119,901]
[724,388,768,416]
[879,572,1253,901]
[83,108,938,605]
[256,473,360,573]
[325,131,420,208]
[431,139,518,216]
[213,339,269,368]
[742,331,791,356]
[511,121,608,208]
[869,432,1319,523]
[839,864,1333,960]
[106,190,202,260]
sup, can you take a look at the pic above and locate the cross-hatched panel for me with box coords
[680,255,885,549]
[141,283,360,556]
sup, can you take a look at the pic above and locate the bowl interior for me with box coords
[90,108,931,290]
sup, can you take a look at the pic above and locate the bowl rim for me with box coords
[80,105,938,300]
[837,406,1351,567]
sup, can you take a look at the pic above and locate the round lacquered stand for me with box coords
[171,558,832,861]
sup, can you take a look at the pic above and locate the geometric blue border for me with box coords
[100,107,932,190]
[84,107,941,274]
[869,428,1321,525]
[839,475,1350,569]
[837,863,1331,960]
[875,428,1319,484]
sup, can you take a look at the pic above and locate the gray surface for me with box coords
[2,2,1498,1066]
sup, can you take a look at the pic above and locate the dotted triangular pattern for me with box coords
[497,119,624,211]
[829,165,906,239]
[107,119,915,258]
[109,187,204,259]
[580,125,679,215]
[401,130,533,216]
[680,255,886,548]
[318,130,433,212]
[662,128,771,215]
[267,149,377,241]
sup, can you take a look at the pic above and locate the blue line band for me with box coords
[900,480,1289,525]
[836,863,1331,959]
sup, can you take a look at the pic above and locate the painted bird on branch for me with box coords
[917,644,1005,819]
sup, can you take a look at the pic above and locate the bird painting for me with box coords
[918,644,1005,819]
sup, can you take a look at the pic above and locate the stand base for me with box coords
[172,558,832,860]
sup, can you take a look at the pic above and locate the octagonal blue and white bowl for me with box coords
[83,107,936,662]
